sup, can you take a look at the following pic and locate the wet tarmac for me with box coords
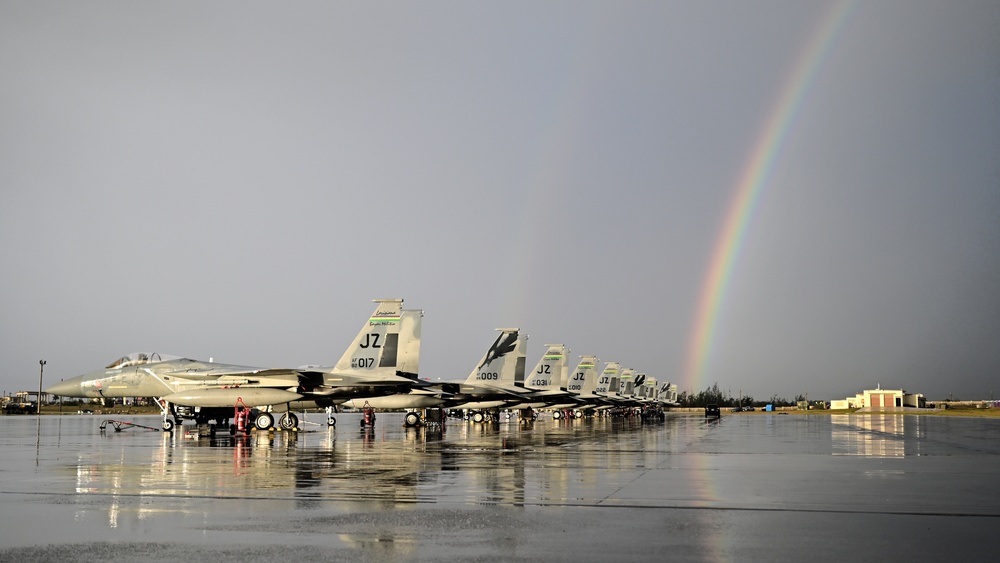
[1,412,997,562]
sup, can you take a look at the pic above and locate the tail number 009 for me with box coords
[477,372,499,380]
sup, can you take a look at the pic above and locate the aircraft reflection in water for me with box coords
[64,412,680,534]
[830,414,918,457]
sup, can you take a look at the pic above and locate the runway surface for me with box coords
[0,411,997,561]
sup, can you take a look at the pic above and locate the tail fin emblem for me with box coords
[479,331,518,369]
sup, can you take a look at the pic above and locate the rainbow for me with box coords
[683,1,855,394]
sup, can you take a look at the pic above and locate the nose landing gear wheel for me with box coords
[162,418,175,432]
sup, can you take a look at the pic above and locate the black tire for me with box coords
[162,418,175,432]
[404,412,420,427]
[472,412,485,423]
[327,417,336,427]
[279,412,298,430]
[254,412,274,430]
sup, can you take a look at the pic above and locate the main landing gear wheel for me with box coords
[278,412,298,430]
[254,412,274,430]
[404,412,420,427]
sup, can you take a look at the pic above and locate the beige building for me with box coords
[830,386,926,410]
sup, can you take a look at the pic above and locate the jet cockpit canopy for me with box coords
[105,352,180,369]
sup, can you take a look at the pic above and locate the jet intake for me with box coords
[162,388,303,408]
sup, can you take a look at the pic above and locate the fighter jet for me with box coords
[514,344,569,406]
[658,381,680,407]
[563,355,606,407]
[520,350,593,415]
[45,299,422,432]
[435,328,532,415]
[339,327,532,425]
[519,352,597,419]
[594,361,621,398]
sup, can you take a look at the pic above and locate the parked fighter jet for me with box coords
[517,344,571,407]
[45,299,421,431]
[527,353,601,416]
[435,328,532,414]
[341,327,531,425]
[659,381,680,406]
[594,361,623,404]
[560,355,605,407]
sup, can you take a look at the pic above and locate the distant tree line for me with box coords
[678,382,805,408]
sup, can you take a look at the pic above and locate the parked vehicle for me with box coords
[705,404,721,418]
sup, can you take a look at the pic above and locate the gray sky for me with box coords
[2,1,998,402]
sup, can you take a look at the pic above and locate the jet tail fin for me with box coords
[464,328,527,388]
[619,368,636,398]
[595,361,621,396]
[396,308,423,380]
[332,299,405,375]
[567,355,600,394]
[525,344,568,389]
[659,381,679,405]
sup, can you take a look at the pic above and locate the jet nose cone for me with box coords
[44,377,82,397]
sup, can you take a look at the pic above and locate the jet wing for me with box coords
[432,381,530,397]
[161,364,418,386]
[156,366,420,402]
[321,371,421,386]
[160,363,286,378]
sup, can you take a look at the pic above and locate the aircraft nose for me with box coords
[44,376,83,397]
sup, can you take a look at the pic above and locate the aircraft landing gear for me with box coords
[278,412,298,431]
[326,405,337,427]
[404,411,421,427]
[157,399,180,432]
[253,411,274,431]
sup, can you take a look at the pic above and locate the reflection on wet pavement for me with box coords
[10,413,689,507]
[1,412,998,560]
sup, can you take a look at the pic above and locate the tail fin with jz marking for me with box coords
[332,299,405,376]
[525,344,568,390]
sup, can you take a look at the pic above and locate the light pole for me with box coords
[37,360,46,415]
